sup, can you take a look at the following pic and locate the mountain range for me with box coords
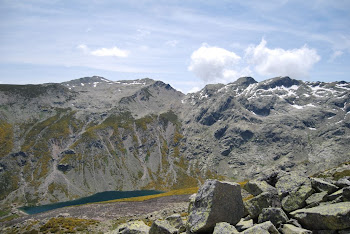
[0,76,349,206]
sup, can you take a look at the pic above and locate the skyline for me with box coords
[0,0,349,93]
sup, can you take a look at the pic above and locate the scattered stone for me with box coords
[275,172,310,193]
[165,214,184,229]
[343,187,350,201]
[327,189,343,201]
[235,218,254,231]
[116,220,150,234]
[213,222,239,234]
[258,207,289,227]
[290,202,350,230]
[285,219,302,228]
[305,191,328,206]
[244,191,281,219]
[335,177,350,188]
[281,224,312,234]
[149,220,178,234]
[56,213,70,217]
[311,178,339,194]
[281,185,313,212]
[242,221,279,234]
[186,180,244,233]
[244,180,278,196]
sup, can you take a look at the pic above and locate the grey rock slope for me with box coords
[0,76,349,206]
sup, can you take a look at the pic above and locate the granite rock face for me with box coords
[187,180,244,233]
[290,202,350,230]
[244,191,281,219]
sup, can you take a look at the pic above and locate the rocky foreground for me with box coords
[116,170,350,234]
[1,168,350,233]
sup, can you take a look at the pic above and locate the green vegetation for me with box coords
[0,120,13,158]
[39,217,99,233]
[159,110,179,127]
[0,84,62,99]
[0,171,19,200]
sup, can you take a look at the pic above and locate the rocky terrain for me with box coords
[0,75,349,208]
[1,163,350,233]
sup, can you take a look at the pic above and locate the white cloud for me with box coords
[188,44,248,83]
[188,86,201,93]
[77,44,89,54]
[245,39,321,78]
[328,50,343,62]
[166,40,179,47]
[91,47,129,57]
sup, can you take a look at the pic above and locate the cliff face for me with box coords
[0,76,349,206]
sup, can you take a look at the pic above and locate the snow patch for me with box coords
[309,128,316,130]
[93,82,99,87]
[81,83,85,86]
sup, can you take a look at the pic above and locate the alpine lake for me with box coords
[20,190,163,215]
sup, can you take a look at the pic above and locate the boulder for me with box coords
[281,185,313,212]
[244,191,281,219]
[343,187,350,201]
[188,193,196,213]
[281,224,312,234]
[236,218,254,231]
[311,178,338,194]
[213,222,239,234]
[335,177,350,188]
[149,220,178,234]
[327,189,343,201]
[275,172,311,197]
[244,180,278,196]
[116,220,150,234]
[186,180,244,233]
[305,191,328,206]
[242,221,279,234]
[258,208,289,227]
[290,202,350,230]
[165,214,184,230]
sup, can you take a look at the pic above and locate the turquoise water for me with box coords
[20,190,163,215]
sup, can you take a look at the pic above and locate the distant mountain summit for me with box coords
[0,76,349,206]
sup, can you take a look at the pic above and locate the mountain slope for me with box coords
[0,76,349,206]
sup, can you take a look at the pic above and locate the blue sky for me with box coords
[0,0,349,93]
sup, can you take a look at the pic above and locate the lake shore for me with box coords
[1,194,190,231]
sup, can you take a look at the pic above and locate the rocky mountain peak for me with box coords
[231,76,257,87]
[257,76,301,90]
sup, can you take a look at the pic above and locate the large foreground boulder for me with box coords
[290,202,350,230]
[186,180,244,233]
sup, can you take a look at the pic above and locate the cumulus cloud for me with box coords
[245,39,320,78]
[91,46,129,57]
[188,44,249,83]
